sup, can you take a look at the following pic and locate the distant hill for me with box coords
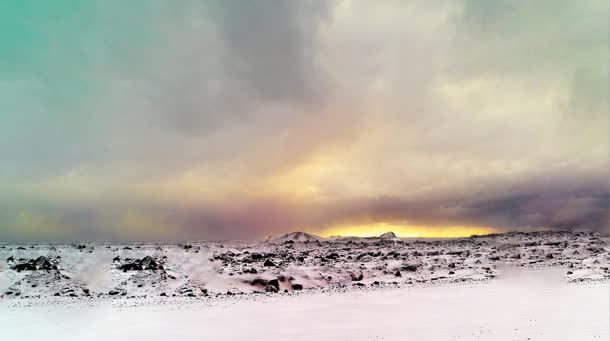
[266,231,324,244]
[326,231,400,243]
[378,231,398,239]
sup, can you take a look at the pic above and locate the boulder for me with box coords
[250,253,264,260]
[12,263,36,272]
[402,264,418,272]
[119,263,143,272]
[139,256,159,270]
[268,279,280,290]
[349,271,364,281]
[325,253,340,260]
[34,256,55,270]
[250,278,269,287]
[264,284,278,293]
[11,256,57,272]
[117,256,160,271]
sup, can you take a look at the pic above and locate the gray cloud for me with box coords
[0,0,607,241]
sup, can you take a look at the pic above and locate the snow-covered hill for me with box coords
[266,231,324,244]
[379,231,398,239]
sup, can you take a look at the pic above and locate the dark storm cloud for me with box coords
[119,0,331,137]
[1,169,607,243]
[210,0,329,102]
[307,172,609,234]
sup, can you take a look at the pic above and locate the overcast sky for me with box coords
[0,0,607,241]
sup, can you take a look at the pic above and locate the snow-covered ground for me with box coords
[0,231,608,340]
[0,269,607,340]
[1,231,607,299]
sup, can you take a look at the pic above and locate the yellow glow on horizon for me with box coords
[317,222,499,238]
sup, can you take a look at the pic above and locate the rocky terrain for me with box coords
[0,230,607,300]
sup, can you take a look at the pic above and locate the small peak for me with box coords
[267,231,323,243]
[379,231,397,239]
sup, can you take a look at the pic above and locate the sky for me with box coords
[0,0,608,242]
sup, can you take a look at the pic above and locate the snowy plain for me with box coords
[0,269,607,340]
[0,231,608,340]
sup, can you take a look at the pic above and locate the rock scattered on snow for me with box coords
[0,230,607,299]
[11,256,57,272]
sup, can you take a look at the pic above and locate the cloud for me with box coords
[0,0,607,241]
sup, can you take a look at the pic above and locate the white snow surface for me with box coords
[0,269,607,340]
[0,231,608,339]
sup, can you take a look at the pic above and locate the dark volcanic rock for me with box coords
[325,253,340,260]
[251,278,269,287]
[291,284,303,290]
[350,271,364,281]
[250,253,264,260]
[268,279,280,290]
[263,260,276,267]
[117,256,160,271]
[12,263,36,272]
[11,256,57,272]
[264,284,278,293]
[119,263,143,272]
[34,256,55,270]
[394,270,402,277]
[139,256,159,270]
[402,264,418,272]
